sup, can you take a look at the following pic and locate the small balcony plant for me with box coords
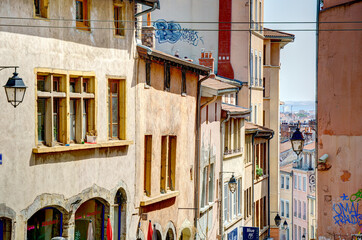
[256,165,264,178]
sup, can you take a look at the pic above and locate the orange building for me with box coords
[317,0,362,237]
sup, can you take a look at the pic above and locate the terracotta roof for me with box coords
[263,28,295,39]
[221,103,250,115]
[280,162,293,173]
[137,45,210,74]
[245,122,274,134]
[202,79,238,91]
[304,142,315,151]
[280,141,292,153]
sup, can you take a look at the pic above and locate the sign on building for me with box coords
[242,227,259,240]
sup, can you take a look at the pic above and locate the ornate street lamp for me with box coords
[1,66,27,108]
[290,121,305,158]
[228,175,237,193]
[282,220,288,230]
[274,213,281,227]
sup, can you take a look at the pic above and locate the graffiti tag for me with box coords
[351,189,362,203]
[333,195,362,226]
[154,19,204,46]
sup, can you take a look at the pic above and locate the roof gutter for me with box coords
[134,0,160,18]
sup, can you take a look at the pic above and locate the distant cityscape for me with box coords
[280,101,315,125]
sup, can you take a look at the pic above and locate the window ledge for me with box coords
[224,151,243,160]
[224,215,242,230]
[254,174,269,184]
[200,201,215,214]
[32,140,133,154]
[140,191,179,207]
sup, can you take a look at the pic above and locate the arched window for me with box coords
[0,217,12,240]
[75,199,108,240]
[155,230,162,240]
[166,228,175,240]
[114,189,127,240]
[27,207,63,240]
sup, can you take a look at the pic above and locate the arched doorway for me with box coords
[27,207,63,240]
[114,188,127,240]
[180,228,191,240]
[165,228,175,240]
[74,198,109,240]
[0,217,12,240]
[155,230,162,240]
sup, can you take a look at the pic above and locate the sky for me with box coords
[264,0,317,102]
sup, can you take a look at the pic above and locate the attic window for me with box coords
[164,63,170,91]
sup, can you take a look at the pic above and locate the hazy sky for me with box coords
[264,0,317,101]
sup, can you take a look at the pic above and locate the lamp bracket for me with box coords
[0,66,19,72]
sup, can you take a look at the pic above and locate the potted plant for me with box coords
[256,165,263,178]
[86,130,97,143]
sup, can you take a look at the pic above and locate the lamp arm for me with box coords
[0,66,19,72]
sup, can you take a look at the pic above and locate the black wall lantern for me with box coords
[228,175,237,193]
[1,66,27,108]
[274,213,281,227]
[290,121,305,157]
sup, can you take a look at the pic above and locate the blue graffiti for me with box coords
[340,193,349,201]
[154,19,203,46]
[333,197,362,226]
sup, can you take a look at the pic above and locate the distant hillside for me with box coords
[280,101,315,113]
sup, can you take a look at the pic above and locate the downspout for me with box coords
[249,0,253,115]
[315,0,320,237]
[194,73,211,238]
[219,112,231,239]
[266,132,274,238]
[201,95,218,109]
[251,130,259,228]
[134,0,160,18]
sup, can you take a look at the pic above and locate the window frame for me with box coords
[76,0,90,31]
[35,70,96,147]
[108,78,126,140]
[34,0,49,18]
[114,2,126,36]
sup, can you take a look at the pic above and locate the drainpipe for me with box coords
[249,0,253,115]
[134,0,160,18]
[315,0,320,237]
[201,96,218,109]
[266,132,274,238]
[251,130,259,228]
[219,112,231,240]
[194,73,211,238]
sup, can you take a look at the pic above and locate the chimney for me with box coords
[199,50,215,73]
[141,26,155,48]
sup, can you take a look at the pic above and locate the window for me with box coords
[200,160,213,207]
[286,176,290,190]
[108,79,126,140]
[233,189,237,217]
[259,2,262,31]
[294,175,297,189]
[311,226,314,238]
[298,175,301,190]
[76,0,90,30]
[256,200,259,228]
[286,201,289,218]
[36,72,96,146]
[244,187,252,220]
[310,199,314,215]
[298,226,301,240]
[294,225,297,240]
[114,2,125,36]
[238,178,241,215]
[224,118,241,155]
[259,54,262,86]
[255,52,258,86]
[164,63,170,91]
[281,200,285,217]
[160,135,177,193]
[0,217,12,240]
[245,135,252,164]
[303,201,306,220]
[27,207,62,240]
[250,49,253,86]
[298,200,301,218]
[144,135,152,196]
[224,183,228,222]
[75,199,106,240]
[34,0,48,18]
[181,69,187,95]
[303,176,306,192]
[250,0,254,28]
[281,175,285,189]
[294,199,297,217]
[145,61,151,86]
